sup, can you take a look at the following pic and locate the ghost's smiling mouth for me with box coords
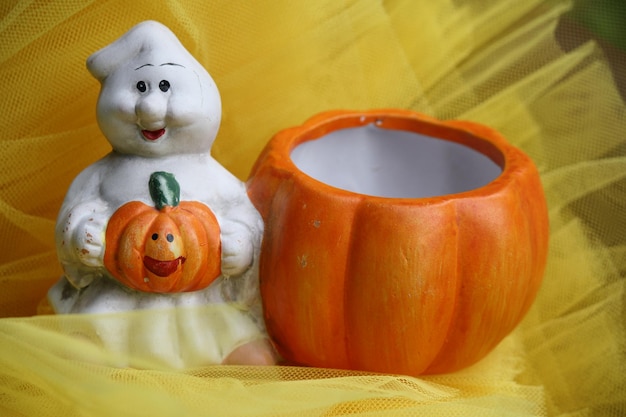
[141,128,166,141]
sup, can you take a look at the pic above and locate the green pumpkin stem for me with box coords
[149,171,180,209]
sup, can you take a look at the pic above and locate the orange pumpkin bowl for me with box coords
[247,109,549,375]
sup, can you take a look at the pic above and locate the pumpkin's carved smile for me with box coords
[143,255,186,277]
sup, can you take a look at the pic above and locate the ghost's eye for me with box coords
[159,80,170,92]
[136,81,147,92]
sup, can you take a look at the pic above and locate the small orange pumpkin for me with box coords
[104,171,222,293]
[247,109,549,375]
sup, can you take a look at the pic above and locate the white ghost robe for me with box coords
[48,21,267,367]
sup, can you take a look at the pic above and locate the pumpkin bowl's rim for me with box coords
[258,109,537,204]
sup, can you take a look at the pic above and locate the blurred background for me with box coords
[559,0,626,250]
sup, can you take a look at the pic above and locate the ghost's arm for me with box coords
[213,180,263,278]
[55,165,111,288]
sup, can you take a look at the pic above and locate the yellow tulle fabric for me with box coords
[1,1,625,416]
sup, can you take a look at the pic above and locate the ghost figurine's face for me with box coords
[87,21,221,157]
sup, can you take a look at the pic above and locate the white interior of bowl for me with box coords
[290,124,502,198]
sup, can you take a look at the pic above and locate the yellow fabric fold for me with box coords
[0,1,624,416]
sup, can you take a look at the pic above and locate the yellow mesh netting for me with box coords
[1,1,625,416]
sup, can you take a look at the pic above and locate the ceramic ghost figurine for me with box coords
[48,21,276,367]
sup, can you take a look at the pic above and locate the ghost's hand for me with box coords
[75,215,107,267]
[59,201,108,268]
[220,220,254,277]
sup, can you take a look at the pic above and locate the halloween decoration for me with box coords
[247,109,549,375]
[103,171,222,293]
[48,21,275,367]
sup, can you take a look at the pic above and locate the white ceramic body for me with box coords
[49,21,268,366]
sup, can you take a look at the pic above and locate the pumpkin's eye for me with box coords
[151,233,158,240]
[166,233,174,242]
[136,81,147,92]
[159,80,170,92]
